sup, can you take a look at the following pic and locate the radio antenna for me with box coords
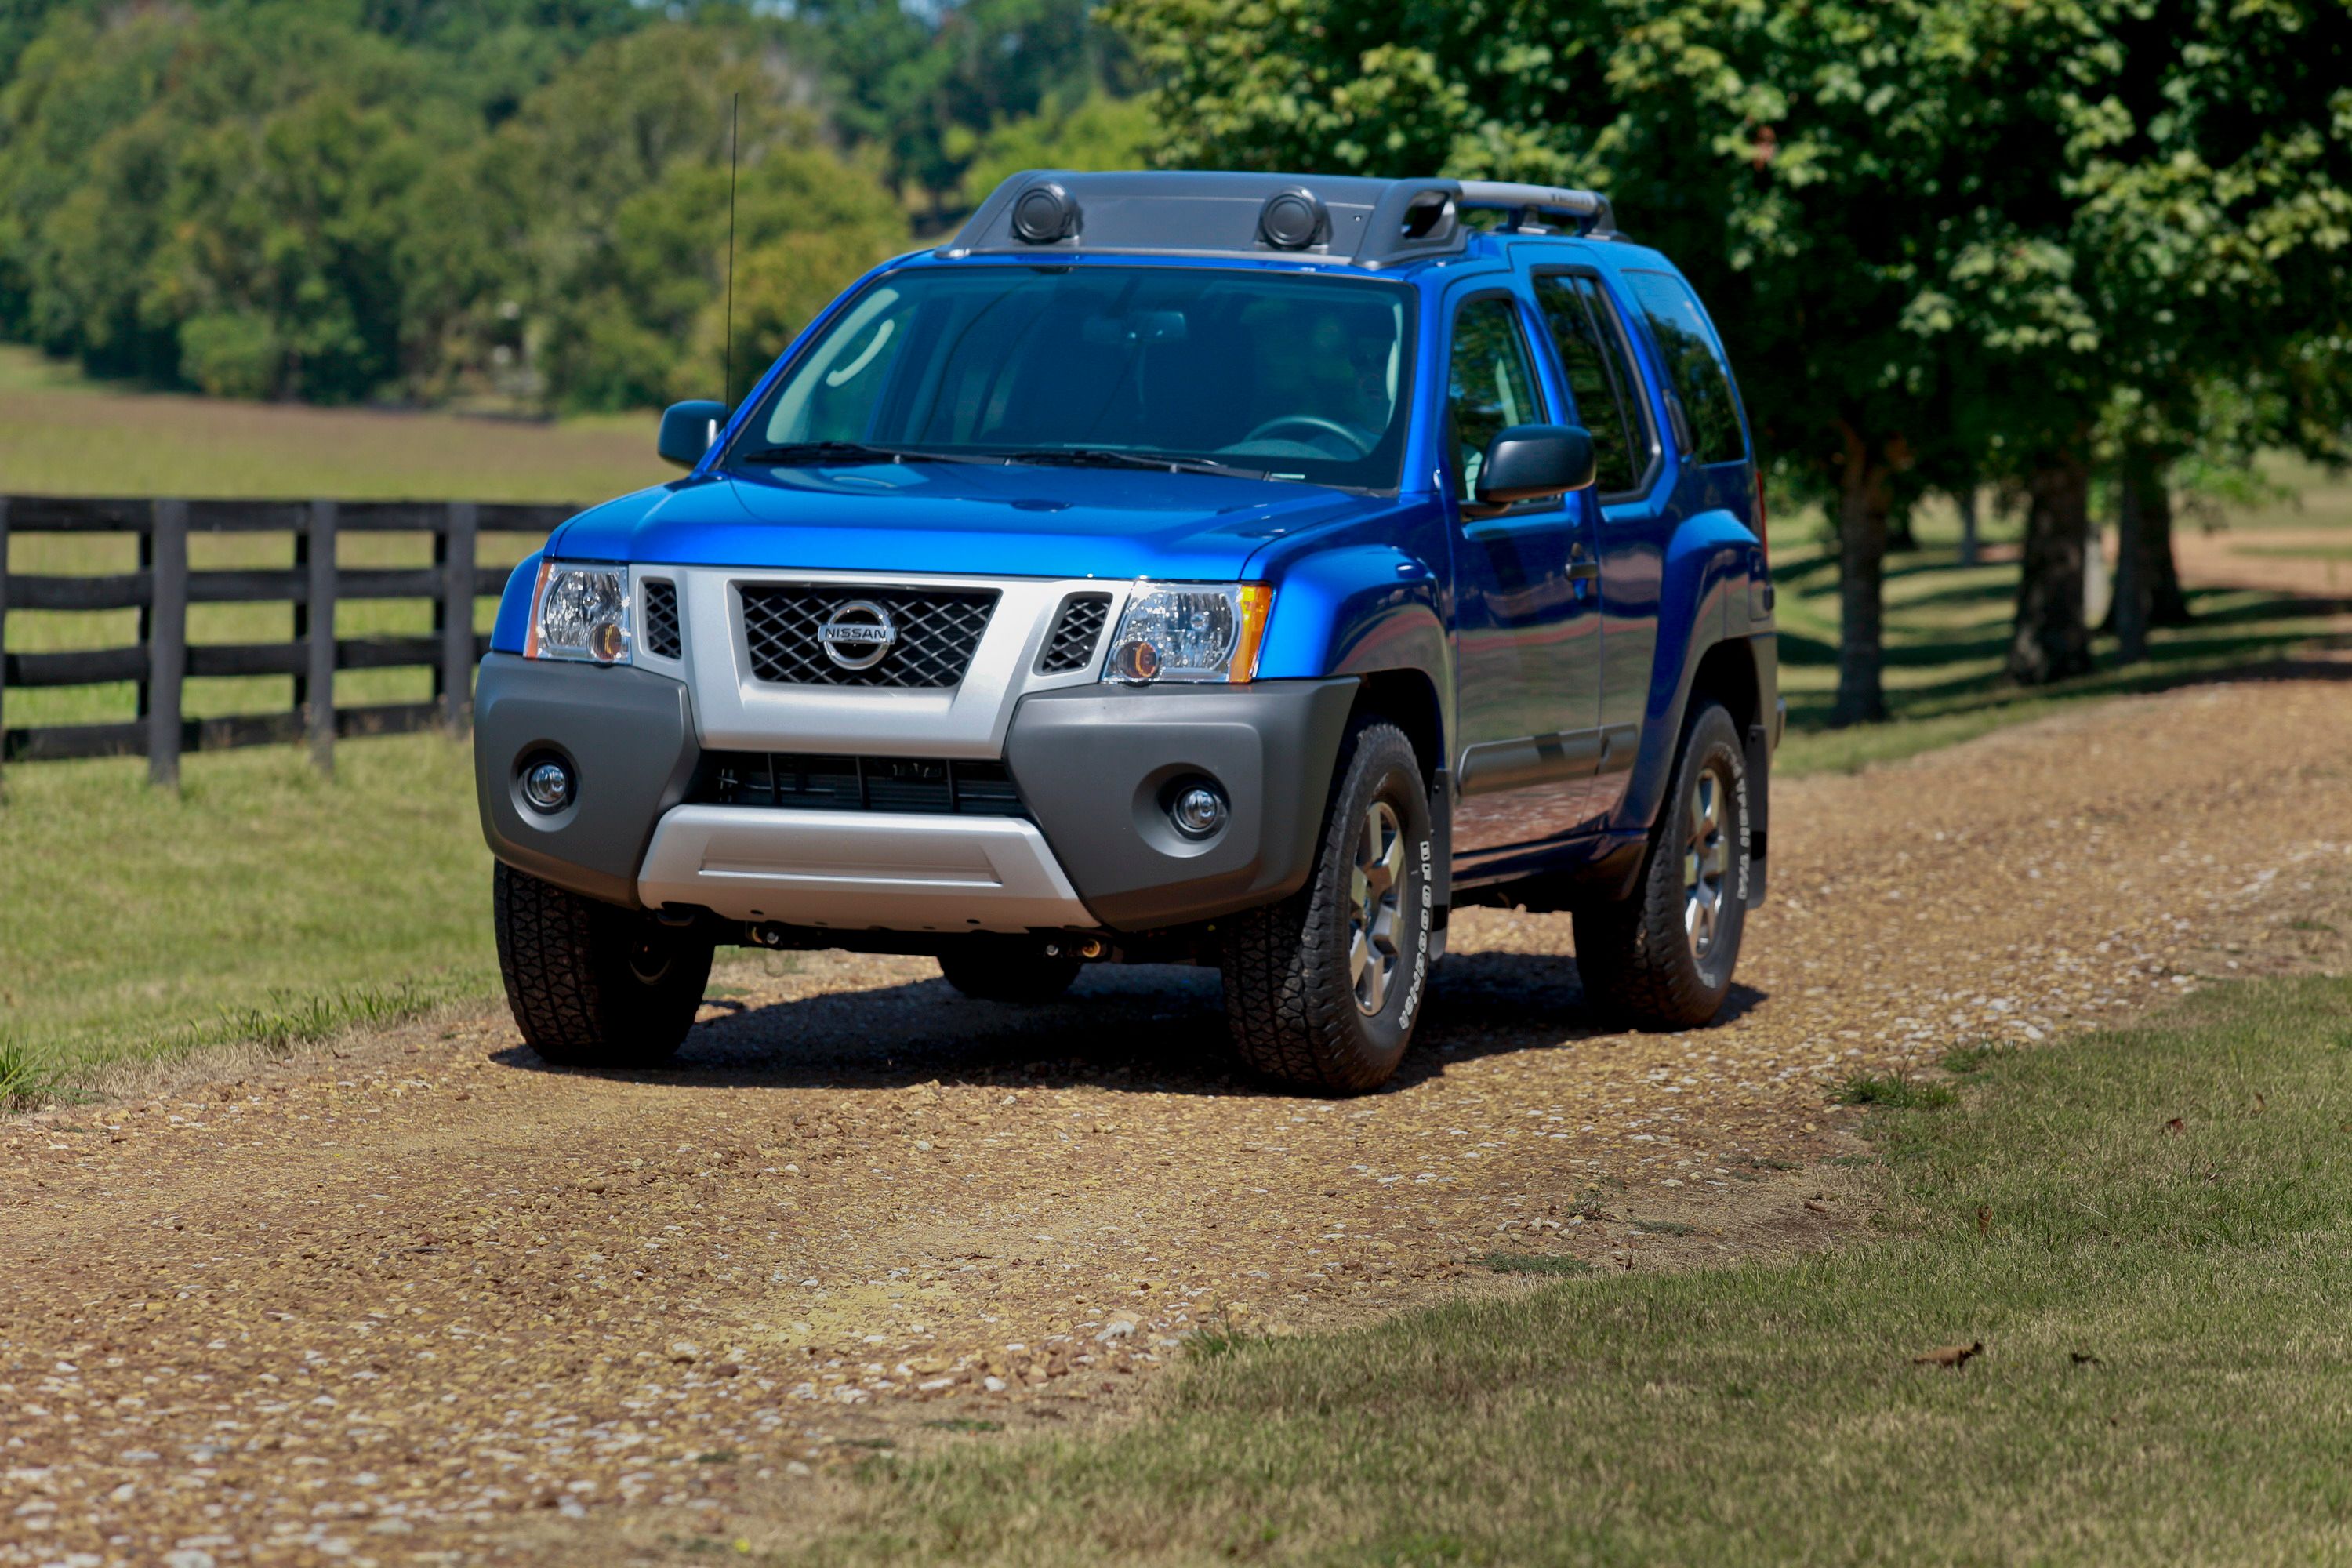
[723,90,740,408]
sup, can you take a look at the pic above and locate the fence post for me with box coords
[0,495,10,792]
[438,500,478,733]
[307,499,339,775]
[147,499,188,788]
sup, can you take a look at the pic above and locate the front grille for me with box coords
[694,752,1027,818]
[1037,593,1112,673]
[739,584,997,688]
[641,579,681,659]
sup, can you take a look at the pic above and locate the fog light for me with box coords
[1170,782,1228,839]
[521,757,574,814]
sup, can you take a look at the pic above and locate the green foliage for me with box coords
[0,1,1137,412]
[952,90,1160,210]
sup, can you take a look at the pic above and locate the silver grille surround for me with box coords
[635,567,1136,759]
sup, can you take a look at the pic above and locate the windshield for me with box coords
[724,266,1416,491]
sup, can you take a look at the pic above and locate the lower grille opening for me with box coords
[693,752,1027,818]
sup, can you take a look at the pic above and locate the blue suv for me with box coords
[474,171,1780,1094]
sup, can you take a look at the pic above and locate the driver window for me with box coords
[1447,296,1544,502]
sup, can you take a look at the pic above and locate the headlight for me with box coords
[1103,583,1272,684]
[526,562,633,665]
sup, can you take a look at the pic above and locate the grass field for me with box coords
[2,348,2347,1083]
[768,974,2352,1565]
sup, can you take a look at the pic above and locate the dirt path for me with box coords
[6,676,2352,1566]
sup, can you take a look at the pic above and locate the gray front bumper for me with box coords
[477,653,1361,934]
[474,654,699,909]
[1004,678,1359,930]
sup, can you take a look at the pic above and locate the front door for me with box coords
[1443,288,1605,866]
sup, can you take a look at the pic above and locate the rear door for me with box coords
[1442,285,1606,866]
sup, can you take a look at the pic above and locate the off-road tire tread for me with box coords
[1573,702,1747,1030]
[1221,722,1425,1094]
[494,862,711,1067]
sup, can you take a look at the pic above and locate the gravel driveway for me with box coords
[5,673,2350,1566]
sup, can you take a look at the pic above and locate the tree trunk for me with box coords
[2008,452,2096,684]
[2114,448,2154,665]
[2143,468,2191,626]
[1886,504,1918,554]
[1833,422,1893,726]
[1955,485,1980,568]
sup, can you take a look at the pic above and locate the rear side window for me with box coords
[1624,270,1746,466]
[1534,274,1650,495]
[1445,294,1546,502]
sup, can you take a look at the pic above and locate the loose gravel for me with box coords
[5,674,2350,1566]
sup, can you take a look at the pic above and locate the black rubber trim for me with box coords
[1004,677,1360,931]
[474,654,700,908]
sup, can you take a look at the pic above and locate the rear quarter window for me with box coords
[1623,270,1747,466]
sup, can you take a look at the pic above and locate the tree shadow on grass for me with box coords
[488,947,1766,1099]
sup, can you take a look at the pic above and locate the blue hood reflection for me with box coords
[546,463,1398,581]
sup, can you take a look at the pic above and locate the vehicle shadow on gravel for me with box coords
[488,951,1766,1098]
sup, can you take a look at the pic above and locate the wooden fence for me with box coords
[0,495,571,785]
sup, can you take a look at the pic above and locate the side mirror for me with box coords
[658,400,729,470]
[1472,423,1597,510]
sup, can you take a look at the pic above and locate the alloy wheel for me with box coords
[1348,800,1406,1015]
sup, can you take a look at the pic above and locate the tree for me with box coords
[1108,0,2081,724]
[2001,0,2352,679]
[448,22,908,412]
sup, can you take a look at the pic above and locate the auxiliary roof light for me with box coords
[1011,182,1080,245]
[1257,187,1330,251]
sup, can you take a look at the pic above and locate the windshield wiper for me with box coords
[1000,447,1272,481]
[733,441,989,467]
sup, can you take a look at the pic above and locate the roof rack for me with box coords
[1454,181,1618,240]
[938,172,1619,268]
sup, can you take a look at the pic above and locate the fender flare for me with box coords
[1616,509,1762,836]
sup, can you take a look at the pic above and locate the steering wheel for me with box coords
[1239,415,1370,456]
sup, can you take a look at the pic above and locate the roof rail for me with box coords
[1454,181,1617,239]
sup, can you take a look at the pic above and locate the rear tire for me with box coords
[937,937,1083,1002]
[493,862,713,1068]
[1573,701,1751,1029]
[1221,720,1433,1094]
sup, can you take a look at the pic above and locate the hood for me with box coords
[546,464,1398,582]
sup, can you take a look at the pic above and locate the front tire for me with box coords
[1221,720,1433,1094]
[1573,700,1752,1029]
[493,862,714,1068]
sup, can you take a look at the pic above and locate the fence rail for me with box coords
[0,495,571,784]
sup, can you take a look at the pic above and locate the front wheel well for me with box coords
[1345,669,1444,786]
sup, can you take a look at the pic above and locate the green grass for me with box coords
[0,343,661,502]
[782,975,2352,1565]
[0,735,501,1080]
[1770,472,2350,777]
[1832,1070,1960,1109]
[1479,1253,1600,1277]
[2230,541,2352,562]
